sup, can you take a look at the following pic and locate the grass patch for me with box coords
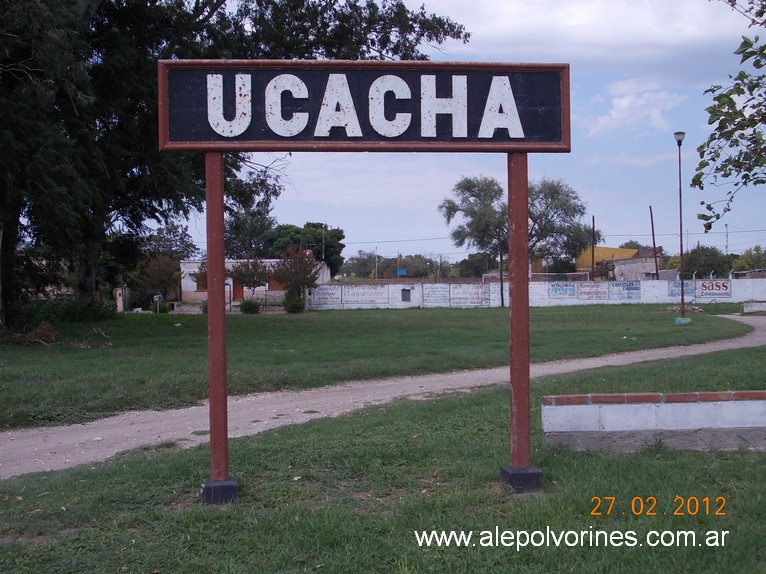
[1,345,764,572]
[0,305,752,428]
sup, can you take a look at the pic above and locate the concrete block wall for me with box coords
[306,279,766,310]
[542,391,766,452]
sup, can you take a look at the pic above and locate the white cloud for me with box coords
[584,81,687,135]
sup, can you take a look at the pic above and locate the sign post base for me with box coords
[499,466,543,494]
[200,478,238,504]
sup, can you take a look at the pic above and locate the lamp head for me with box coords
[674,131,686,146]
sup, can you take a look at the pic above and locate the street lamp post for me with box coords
[674,131,686,321]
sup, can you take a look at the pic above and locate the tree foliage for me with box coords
[732,244,766,270]
[681,245,732,278]
[457,252,496,277]
[439,176,598,266]
[229,258,270,297]
[438,176,508,303]
[145,223,202,260]
[272,247,321,312]
[0,0,93,326]
[266,222,346,277]
[528,179,600,262]
[693,0,766,229]
[0,0,468,327]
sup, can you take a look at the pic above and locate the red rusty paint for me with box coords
[205,153,229,481]
[507,153,532,469]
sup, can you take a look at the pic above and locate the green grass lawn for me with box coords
[0,304,752,428]
[1,345,764,573]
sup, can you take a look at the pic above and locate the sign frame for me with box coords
[158,59,570,153]
[159,58,569,502]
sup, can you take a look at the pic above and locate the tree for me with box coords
[528,179,600,262]
[439,176,598,304]
[693,1,766,229]
[264,222,346,277]
[619,240,651,250]
[0,0,93,327]
[146,223,202,260]
[732,244,766,270]
[271,248,320,312]
[224,167,283,259]
[438,176,508,304]
[682,245,731,278]
[136,256,182,303]
[1,0,468,326]
[341,250,377,278]
[457,252,496,277]
[229,259,270,297]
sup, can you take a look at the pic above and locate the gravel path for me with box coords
[1,314,764,481]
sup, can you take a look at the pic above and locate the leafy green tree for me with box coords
[296,222,346,278]
[693,1,766,228]
[0,0,92,326]
[439,177,598,304]
[340,250,377,278]
[98,232,146,295]
[619,240,651,250]
[683,245,731,278]
[265,222,346,277]
[229,259,270,297]
[146,223,202,260]
[528,179,600,262]
[224,167,283,259]
[136,255,181,303]
[272,247,320,313]
[2,0,467,326]
[732,244,766,270]
[439,176,508,303]
[457,252,496,277]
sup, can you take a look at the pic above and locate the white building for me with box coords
[179,259,332,303]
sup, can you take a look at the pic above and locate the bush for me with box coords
[151,302,170,314]
[19,300,116,327]
[282,290,306,313]
[239,298,262,314]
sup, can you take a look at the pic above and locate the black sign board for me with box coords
[158,60,569,153]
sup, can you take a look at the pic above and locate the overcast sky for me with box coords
[190,0,765,263]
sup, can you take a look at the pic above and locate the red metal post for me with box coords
[507,152,532,468]
[205,152,230,481]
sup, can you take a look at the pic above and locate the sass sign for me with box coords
[158,61,569,152]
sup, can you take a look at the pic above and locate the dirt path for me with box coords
[1,315,764,481]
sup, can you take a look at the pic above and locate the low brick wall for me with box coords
[542,391,766,452]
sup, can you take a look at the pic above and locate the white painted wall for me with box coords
[306,279,766,310]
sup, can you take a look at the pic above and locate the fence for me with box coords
[306,279,765,310]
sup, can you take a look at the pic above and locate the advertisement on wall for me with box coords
[696,279,732,298]
[423,284,451,307]
[449,284,490,307]
[342,285,390,304]
[668,281,696,298]
[609,281,642,301]
[548,282,578,299]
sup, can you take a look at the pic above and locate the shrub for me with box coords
[239,298,262,314]
[282,290,306,313]
[152,302,170,314]
[20,300,116,326]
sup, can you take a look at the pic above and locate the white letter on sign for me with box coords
[478,76,525,138]
[420,75,468,138]
[265,74,309,137]
[207,74,252,137]
[315,74,363,137]
[368,75,411,137]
